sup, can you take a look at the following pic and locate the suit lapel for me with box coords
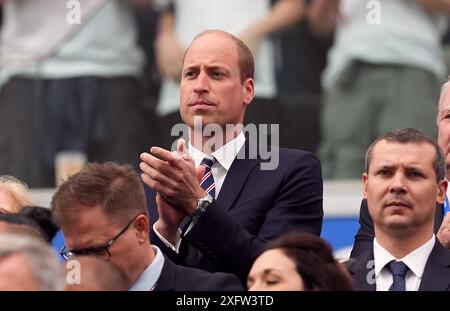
[346,250,376,291]
[419,241,450,291]
[216,139,260,213]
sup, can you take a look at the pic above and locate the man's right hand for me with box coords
[154,193,186,244]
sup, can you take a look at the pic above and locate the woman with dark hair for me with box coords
[0,206,59,243]
[247,232,353,291]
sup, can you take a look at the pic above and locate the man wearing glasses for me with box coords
[51,162,243,291]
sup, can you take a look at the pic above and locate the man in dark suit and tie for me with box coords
[51,162,243,291]
[352,78,450,257]
[347,128,450,291]
[139,30,323,282]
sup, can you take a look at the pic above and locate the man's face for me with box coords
[363,141,446,235]
[438,87,450,178]
[61,205,139,284]
[179,33,254,130]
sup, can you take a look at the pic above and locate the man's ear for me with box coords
[134,214,149,243]
[242,78,255,107]
[363,172,368,199]
[437,178,448,205]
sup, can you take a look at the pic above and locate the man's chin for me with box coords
[382,216,412,231]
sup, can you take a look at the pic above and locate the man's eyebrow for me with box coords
[376,164,394,170]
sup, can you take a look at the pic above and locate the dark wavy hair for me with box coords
[264,232,353,291]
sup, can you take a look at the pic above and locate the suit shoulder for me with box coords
[278,147,319,161]
[275,147,321,174]
[176,265,244,291]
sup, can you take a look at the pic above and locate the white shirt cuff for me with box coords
[152,223,182,253]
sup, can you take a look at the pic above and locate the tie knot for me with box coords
[201,157,216,168]
[387,260,409,277]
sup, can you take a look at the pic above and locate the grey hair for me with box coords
[0,234,64,290]
[437,77,450,125]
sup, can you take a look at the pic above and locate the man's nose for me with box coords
[389,173,407,194]
[193,71,209,94]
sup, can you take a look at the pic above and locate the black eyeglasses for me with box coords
[60,214,141,261]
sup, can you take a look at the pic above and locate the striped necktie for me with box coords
[200,157,216,198]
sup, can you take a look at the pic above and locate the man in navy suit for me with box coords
[347,128,450,291]
[352,78,450,257]
[139,30,323,282]
[51,162,243,291]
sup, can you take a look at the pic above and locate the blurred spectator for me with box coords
[19,206,59,242]
[0,0,149,187]
[0,214,46,241]
[319,0,449,179]
[0,233,64,290]
[247,232,353,290]
[154,0,304,149]
[0,175,34,214]
[273,0,335,152]
[64,256,127,291]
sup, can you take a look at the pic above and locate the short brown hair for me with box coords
[185,30,254,83]
[51,162,147,226]
[365,128,445,182]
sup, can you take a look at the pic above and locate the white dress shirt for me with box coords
[373,235,435,291]
[153,132,246,252]
[129,245,165,291]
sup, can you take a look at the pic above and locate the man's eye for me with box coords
[377,170,390,176]
[211,71,224,77]
[88,247,108,254]
[73,246,106,256]
[408,171,423,178]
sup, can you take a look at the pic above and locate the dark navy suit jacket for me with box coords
[347,240,450,291]
[154,255,243,291]
[351,199,444,258]
[146,140,323,282]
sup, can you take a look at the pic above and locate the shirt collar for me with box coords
[129,245,165,291]
[373,235,435,278]
[188,132,246,171]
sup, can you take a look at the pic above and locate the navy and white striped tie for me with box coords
[200,157,216,198]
